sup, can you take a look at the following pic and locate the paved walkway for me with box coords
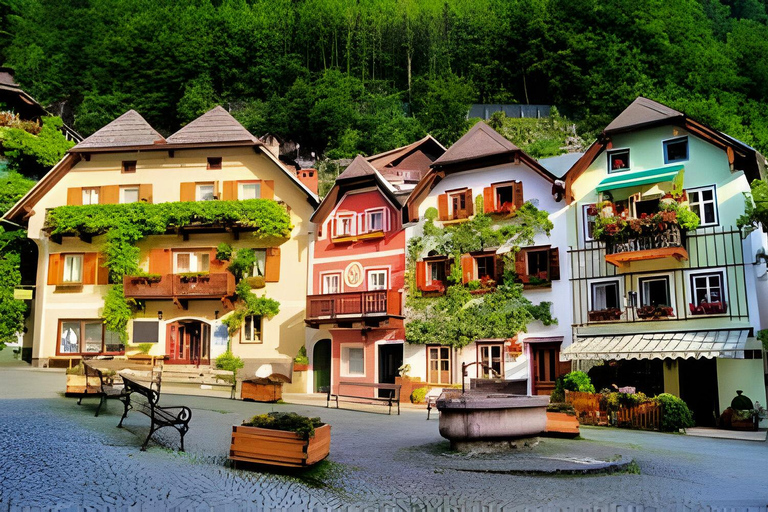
[1,356,767,510]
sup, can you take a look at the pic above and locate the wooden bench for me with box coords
[327,382,401,415]
[118,375,192,451]
[75,362,129,417]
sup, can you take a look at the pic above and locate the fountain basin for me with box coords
[436,392,549,448]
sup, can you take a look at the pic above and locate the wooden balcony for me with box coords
[306,290,402,325]
[123,272,235,300]
[605,225,688,268]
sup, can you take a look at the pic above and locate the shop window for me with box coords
[62,254,83,283]
[478,344,503,378]
[122,161,137,173]
[59,320,124,355]
[207,157,222,170]
[174,251,210,273]
[663,137,688,163]
[82,187,100,205]
[428,346,451,384]
[591,280,620,310]
[342,345,365,376]
[239,182,261,200]
[242,315,262,343]
[687,186,718,226]
[120,186,140,204]
[196,183,216,201]
[607,149,630,172]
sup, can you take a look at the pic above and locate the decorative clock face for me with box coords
[344,262,363,288]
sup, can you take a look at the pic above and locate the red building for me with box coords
[304,137,444,395]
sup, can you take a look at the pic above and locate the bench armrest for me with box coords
[159,406,192,423]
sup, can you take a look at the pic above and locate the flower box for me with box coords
[588,308,622,322]
[293,362,309,372]
[636,305,674,319]
[229,423,331,468]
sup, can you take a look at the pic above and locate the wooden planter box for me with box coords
[293,362,309,372]
[65,375,100,395]
[241,380,283,402]
[229,424,331,468]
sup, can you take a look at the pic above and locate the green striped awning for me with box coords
[596,165,684,192]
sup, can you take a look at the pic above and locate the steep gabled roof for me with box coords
[432,122,518,167]
[604,97,684,134]
[337,154,380,181]
[73,110,165,150]
[166,105,257,144]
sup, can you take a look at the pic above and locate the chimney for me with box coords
[296,168,319,195]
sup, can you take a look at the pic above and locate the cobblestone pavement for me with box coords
[1,362,767,511]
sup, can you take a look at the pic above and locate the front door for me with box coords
[378,344,403,398]
[531,343,567,395]
[313,339,331,393]
[167,320,210,365]
[679,357,719,427]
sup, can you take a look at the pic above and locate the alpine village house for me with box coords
[3,106,318,392]
[562,97,768,425]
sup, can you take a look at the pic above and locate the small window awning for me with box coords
[596,165,684,193]
[562,329,750,361]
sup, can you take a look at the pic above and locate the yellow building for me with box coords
[3,107,318,384]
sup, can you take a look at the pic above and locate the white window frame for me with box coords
[238,182,261,200]
[341,343,365,377]
[607,148,630,173]
[119,186,140,204]
[365,208,386,233]
[62,254,84,283]
[335,213,356,237]
[686,185,718,227]
[196,183,216,202]
[322,272,342,294]
[686,268,728,311]
[82,187,100,205]
[588,278,623,311]
[174,251,210,273]
[366,269,388,291]
[637,272,675,313]
[582,204,596,242]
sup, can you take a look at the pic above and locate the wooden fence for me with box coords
[565,390,662,430]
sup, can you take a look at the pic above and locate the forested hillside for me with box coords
[2,0,768,158]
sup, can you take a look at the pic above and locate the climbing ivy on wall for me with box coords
[45,199,292,342]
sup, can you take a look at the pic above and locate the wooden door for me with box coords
[531,343,565,395]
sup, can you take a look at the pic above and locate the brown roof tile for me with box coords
[432,121,518,166]
[74,110,165,149]
[337,154,379,180]
[166,105,257,144]
[604,97,684,134]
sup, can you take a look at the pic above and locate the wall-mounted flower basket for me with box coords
[293,362,309,372]
[588,308,622,322]
[636,305,674,319]
[229,423,330,468]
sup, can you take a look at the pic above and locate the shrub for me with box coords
[243,412,324,439]
[551,378,565,403]
[562,371,596,394]
[134,343,153,355]
[215,350,244,375]
[216,243,233,261]
[654,393,695,432]
[410,387,429,403]
[294,346,309,365]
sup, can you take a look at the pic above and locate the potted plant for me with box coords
[229,412,330,468]
[293,346,309,372]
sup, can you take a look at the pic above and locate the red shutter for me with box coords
[82,253,98,285]
[265,247,281,282]
[483,187,494,214]
[97,254,110,285]
[47,254,62,285]
[261,180,274,199]
[139,184,153,204]
[437,194,448,221]
[549,247,560,281]
[460,254,474,284]
[513,181,524,211]
[515,250,528,283]
[148,249,172,276]
[67,188,82,206]
[415,261,426,291]
[465,189,474,217]
[180,182,195,202]
[222,181,236,201]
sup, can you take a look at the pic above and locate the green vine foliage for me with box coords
[738,179,768,231]
[406,202,556,348]
[0,117,75,179]
[44,199,292,341]
[222,280,281,337]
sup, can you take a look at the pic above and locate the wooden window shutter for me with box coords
[222,181,236,201]
[264,247,281,282]
[460,254,474,284]
[67,188,82,206]
[101,185,119,204]
[549,247,560,280]
[209,248,228,273]
[415,261,426,290]
[97,254,110,285]
[513,181,524,210]
[437,194,448,221]
[82,253,98,285]
[465,189,474,216]
[261,180,275,199]
[47,254,62,285]
[515,250,528,283]
[483,187,494,214]
[180,182,196,202]
[148,249,172,275]
[139,184,153,204]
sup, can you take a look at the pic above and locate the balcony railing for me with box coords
[123,272,235,299]
[306,290,401,323]
[605,225,688,267]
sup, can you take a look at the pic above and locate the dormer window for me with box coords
[122,161,136,173]
[207,157,222,170]
[366,209,385,232]
[607,149,630,172]
[335,214,355,238]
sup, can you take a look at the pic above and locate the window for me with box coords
[526,250,549,279]
[591,280,620,310]
[450,190,467,219]
[639,276,671,307]
[690,272,724,305]
[196,183,216,201]
[664,137,688,163]
[687,186,718,226]
[366,209,384,232]
[239,182,261,200]
[122,161,136,173]
[476,255,495,280]
[207,157,222,170]
[607,149,630,172]
[133,321,159,343]
[367,270,387,290]
[322,273,341,294]
[120,186,139,204]
[174,251,210,273]
[428,346,451,384]
[478,344,503,378]
[82,187,100,205]
[335,214,355,237]
[251,249,267,277]
[429,261,446,283]
[495,184,514,210]
[59,320,124,355]
[582,204,596,242]
[242,315,262,343]
[62,254,83,283]
[341,344,365,376]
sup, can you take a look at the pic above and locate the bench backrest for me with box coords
[122,375,160,406]
[337,381,401,398]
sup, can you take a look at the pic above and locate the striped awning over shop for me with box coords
[562,329,750,361]
[595,164,684,192]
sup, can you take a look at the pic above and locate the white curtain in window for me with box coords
[63,255,82,282]
[593,285,607,310]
